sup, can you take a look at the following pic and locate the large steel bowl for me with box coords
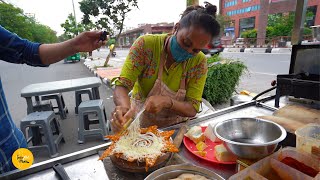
[144,163,224,180]
[214,118,287,159]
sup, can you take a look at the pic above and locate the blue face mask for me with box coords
[170,35,194,63]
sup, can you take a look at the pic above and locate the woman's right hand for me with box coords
[110,106,135,134]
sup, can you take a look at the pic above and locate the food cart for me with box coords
[1,95,318,179]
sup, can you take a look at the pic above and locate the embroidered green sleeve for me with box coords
[114,36,148,90]
[186,58,208,111]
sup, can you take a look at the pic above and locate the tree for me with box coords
[241,29,257,39]
[0,3,33,40]
[241,13,313,42]
[0,3,58,43]
[216,14,232,36]
[267,13,295,37]
[79,0,138,66]
[107,38,116,46]
[58,34,69,42]
[61,13,96,39]
[31,23,58,43]
[60,13,96,57]
[61,13,85,39]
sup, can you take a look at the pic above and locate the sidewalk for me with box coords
[84,58,122,87]
[223,47,292,54]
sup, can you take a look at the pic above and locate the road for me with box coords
[221,52,290,76]
[97,48,291,94]
[220,52,291,95]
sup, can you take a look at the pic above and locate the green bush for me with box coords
[241,29,257,38]
[207,54,221,64]
[266,26,274,38]
[107,38,116,46]
[203,57,247,104]
[303,28,312,35]
[241,29,257,45]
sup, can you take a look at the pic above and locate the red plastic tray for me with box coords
[183,126,236,164]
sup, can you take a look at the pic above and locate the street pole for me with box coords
[72,0,78,35]
[291,0,308,45]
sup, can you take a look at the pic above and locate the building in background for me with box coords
[219,0,320,39]
[117,22,174,48]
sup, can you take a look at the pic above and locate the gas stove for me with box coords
[275,44,320,107]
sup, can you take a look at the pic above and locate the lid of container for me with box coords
[289,45,320,78]
[295,123,320,140]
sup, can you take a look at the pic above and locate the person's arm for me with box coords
[171,98,197,117]
[0,26,105,66]
[184,57,208,113]
[113,36,148,108]
[0,26,45,66]
[39,31,105,65]
[145,95,197,117]
[114,86,131,109]
[111,36,147,133]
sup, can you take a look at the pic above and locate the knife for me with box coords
[53,163,71,180]
[119,108,145,135]
[172,120,189,148]
[165,118,190,166]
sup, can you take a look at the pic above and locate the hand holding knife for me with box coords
[119,107,146,135]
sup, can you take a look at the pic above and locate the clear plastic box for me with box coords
[229,147,320,180]
[295,123,320,158]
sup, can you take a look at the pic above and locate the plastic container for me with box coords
[295,123,320,158]
[229,147,320,180]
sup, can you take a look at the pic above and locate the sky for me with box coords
[6,0,219,36]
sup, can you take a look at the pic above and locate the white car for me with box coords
[234,38,244,46]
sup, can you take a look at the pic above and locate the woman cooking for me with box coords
[111,2,220,133]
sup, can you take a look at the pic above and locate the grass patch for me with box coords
[93,64,113,69]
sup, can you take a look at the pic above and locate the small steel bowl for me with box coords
[214,118,287,159]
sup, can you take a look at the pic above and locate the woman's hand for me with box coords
[145,95,172,114]
[110,106,135,133]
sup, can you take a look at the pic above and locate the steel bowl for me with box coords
[214,118,287,159]
[144,163,224,180]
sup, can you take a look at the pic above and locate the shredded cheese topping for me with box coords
[112,114,165,162]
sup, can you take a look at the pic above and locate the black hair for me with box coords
[179,2,220,38]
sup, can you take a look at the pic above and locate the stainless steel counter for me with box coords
[165,100,275,179]
[0,98,282,180]
[17,154,108,180]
